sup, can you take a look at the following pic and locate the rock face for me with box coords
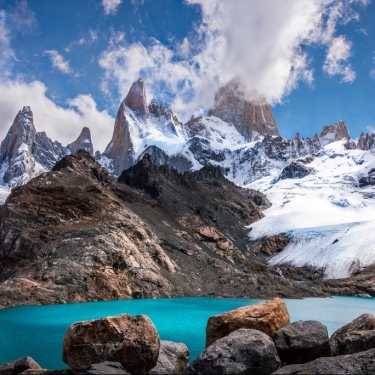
[273,320,331,364]
[359,168,375,187]
[186,329,280,375]
[0,151,328,308]
[337,330,375,355]
[149,340,189,374]
[63,314,159,375]
[66,127,94,156]
[273,348,375,375]
[207,80,280,141]
[205,297,290,347]
[330,314,375,356]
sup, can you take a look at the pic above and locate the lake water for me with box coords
[0,296,374,369]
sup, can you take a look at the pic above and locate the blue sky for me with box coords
[0,0,374,151]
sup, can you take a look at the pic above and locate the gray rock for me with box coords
[149,340,189,374]
[186,328,280,375]
[337,330,375,355]
[278,162,310,180]
[330,313,375,356]
[273,348,375,374]
[77,362,128,374]
[14,357,42,373]
[273,320,331,364]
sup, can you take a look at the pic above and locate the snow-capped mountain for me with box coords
[247,140,375,279]
[99,78,186,177]
[0,106,94,189]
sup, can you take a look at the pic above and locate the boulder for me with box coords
[337,330,375,355]
[62,314,160,375]
[186,329,280,375]
[77,362,128,374]
[330,313,375,356]
[0,357,42,374]
[206,297,290,347]
[273,348,375,374]
[149,340,189,374]
[273,320,331,364]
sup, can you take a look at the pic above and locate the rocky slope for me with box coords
[0,150,336,308]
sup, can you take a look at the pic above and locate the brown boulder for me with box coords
[205,297,290,347]
[63,314,160,375]
[330,313,375,356]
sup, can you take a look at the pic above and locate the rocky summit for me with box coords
[0,150,336,308]
[207,79,280,141]
[0,107,94,188]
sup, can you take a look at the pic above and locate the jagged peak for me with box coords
[66,126,94,156]
[320,120,350,140]
[124,77,148,121]
[207,79,280,141]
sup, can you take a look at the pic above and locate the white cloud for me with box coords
[323,36,356,82]
[0,80,114,152]
[44,50,71,74]
[178,38,190,59]
[0,11,16,76]
[102,0,122,15]
[98,0,366,121]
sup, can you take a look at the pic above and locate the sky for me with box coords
[0,0,374,152]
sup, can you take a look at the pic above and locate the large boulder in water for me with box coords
[273,348,375,374]
[186,329,280,375]
[330,313,375,356]
[149,340,189,374]
[205,297,290,347]
[62,314,160,375]
[273,320,331,364]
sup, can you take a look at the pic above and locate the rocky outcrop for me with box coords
[357,131,375,150]
[359,168,375,187]
[63,314,159,375]
[207,80,280,141]
[273,348,375,375]
[273,320,331,364]
[278,162,310,180]
[249,234,289,258]
[125,78,148,121]
[205,297,290,347]
[66,127,94,156]
[186,329,280,375]
[149,341,189,374]
[330,314,375,356]
[319,120,350,146]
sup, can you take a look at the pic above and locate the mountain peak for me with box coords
[124,77,148,121]
[208,80,280,141]
[66,126,94,156]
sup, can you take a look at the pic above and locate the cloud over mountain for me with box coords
[99,0,368,121]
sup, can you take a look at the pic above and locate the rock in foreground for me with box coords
[0,356,42,375]
[273,320,331,364]
[206,297,290,347]
[273,348,375,374]
[337,330,375,355]
[63,314,159,375]
[186,329,280,375]
[149,340,189,374]
[330,313,375,356]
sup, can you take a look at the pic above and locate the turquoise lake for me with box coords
[0,296,374,369]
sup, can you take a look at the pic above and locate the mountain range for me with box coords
[0,78,374,306]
